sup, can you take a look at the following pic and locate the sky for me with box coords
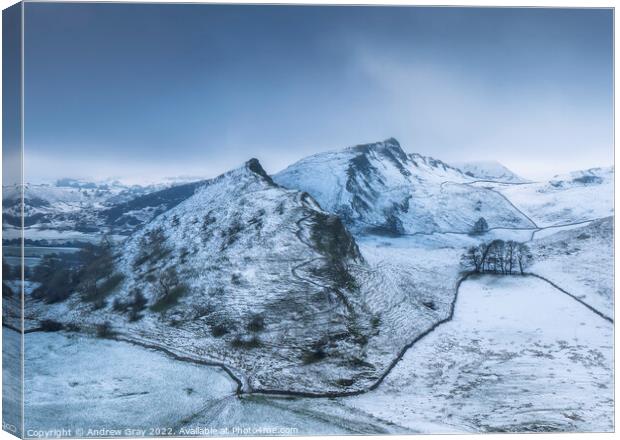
[22,4,613,183]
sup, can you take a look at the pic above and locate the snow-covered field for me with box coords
[338,275,613,433]
[23,330,236,434]
[16,328,389,436]
[17,274,612,435]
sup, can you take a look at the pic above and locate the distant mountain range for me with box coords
[2,178,205,239]
[3,138,613,243]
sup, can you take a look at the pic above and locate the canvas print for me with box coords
[2,2,614,437]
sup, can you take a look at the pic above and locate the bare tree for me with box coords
[505,240,517,274]
[516,243,533,275]
[461,246,483,272]
[129,289,148,322]
[489,240,506,274]
[479,241,493,272]
[156,267,180,303]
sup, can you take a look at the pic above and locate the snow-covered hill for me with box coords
[113,159,377,392]
[531,216,613,317]
[488,167,613,227]
[452,160,529,183]
[274,138,535,235]
[24,160,371,392]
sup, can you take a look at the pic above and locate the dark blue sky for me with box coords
[24,4,613,182]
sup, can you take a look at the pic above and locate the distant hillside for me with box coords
[453,160,529,183]
[492,167,613,227]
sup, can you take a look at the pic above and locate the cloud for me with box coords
[352,46,613,179]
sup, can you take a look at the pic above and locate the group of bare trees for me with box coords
[461,239,533,275]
